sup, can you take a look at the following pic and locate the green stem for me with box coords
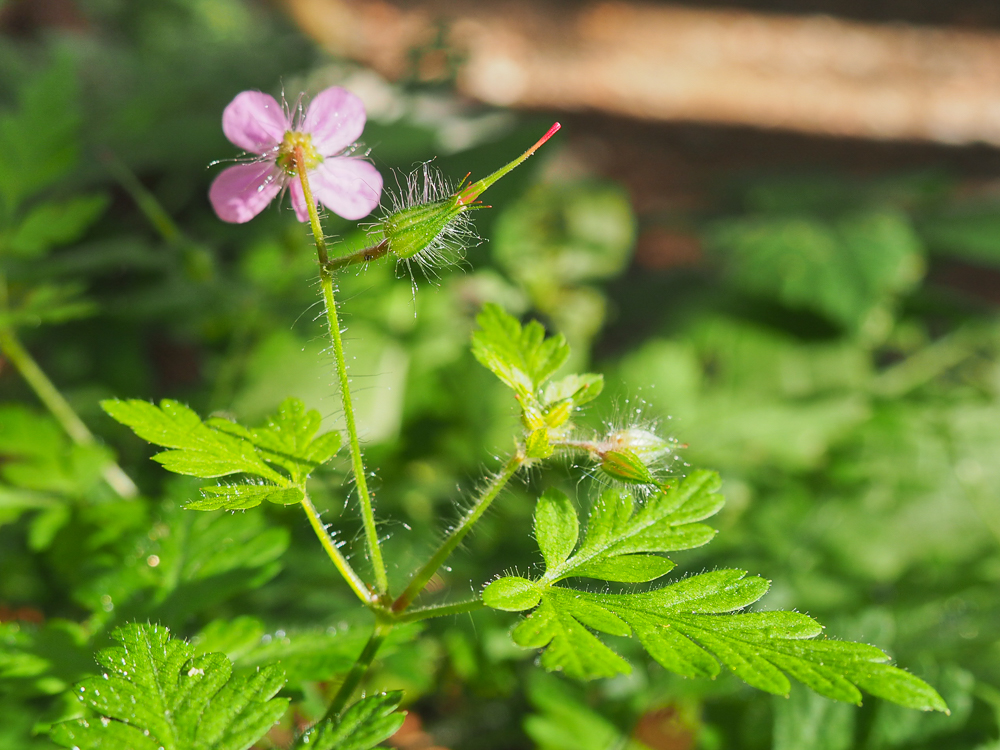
[322,620,393,721]
[396,598,484,623]
[294,147,389,597]
[300,491,372,605]
[393,451,524,612]
[102,150,183,245]
[551,439,598,453]
[0,290,138,499]
[872,326,980,398]
[323,239,390,272]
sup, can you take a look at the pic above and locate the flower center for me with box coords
[276,131,323,175]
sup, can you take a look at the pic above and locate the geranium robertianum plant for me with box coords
[50,86,947,750]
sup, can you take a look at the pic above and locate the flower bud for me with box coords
[594,427,674,487]
[600,449,658,485]
[601,427,672,463]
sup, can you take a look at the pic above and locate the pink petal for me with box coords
[311,158,383,220]
[222,91,289,154]
[209,162,282,223]
[302,87,367,156]
[288,179,311,223]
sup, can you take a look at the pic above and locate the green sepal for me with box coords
[375,198,463,260]
[599,449,658,485]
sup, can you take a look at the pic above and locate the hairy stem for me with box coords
[393,451,524,612]
[0,275,138,499]
[323,239,390,272]
[294,147,389,597]
[551,439,599,453]
[300,491,372,605]
[396,598,485,623]
[322,620,393,721]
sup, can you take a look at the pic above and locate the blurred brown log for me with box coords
[284,0,1000,146]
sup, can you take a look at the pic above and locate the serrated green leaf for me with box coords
[9,193,109,257]
[521,571,945,709]
[188,484,301,511]
[842,660,949,712]
[472,303,569,397]
[541,471,723,584]
[0,282,96,328]
[541,373,604,407]
[0,54,79,210]
[102,399,286,483]
[482,576,542,611]
[49,623,288,750]
[570,554,675,583]
[535,488,578,569]
[208,397,340,482]
[294,692,405,750]
[512,596,631,680]
[491,471,946,711]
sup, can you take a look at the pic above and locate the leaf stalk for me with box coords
[300,491,373,605]
[392,450,525,612]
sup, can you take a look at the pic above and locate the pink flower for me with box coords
[209,87,383,224]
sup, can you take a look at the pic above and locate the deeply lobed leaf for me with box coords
[484,474,948,712]
[101,397,341,509]
[49,623,288,750]
[544,470,723,584]
[471,303,569,398]
[294,692,406,750]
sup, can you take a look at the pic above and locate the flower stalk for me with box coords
[295,146,389,599]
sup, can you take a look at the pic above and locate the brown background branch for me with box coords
[285,0,1000,146]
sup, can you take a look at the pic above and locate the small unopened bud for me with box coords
[602,428,672,463]
[600,449,658,485]
[594,427,674,487]
[326,123,561,273]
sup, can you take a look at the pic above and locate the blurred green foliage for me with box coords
[0,1,999,748]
